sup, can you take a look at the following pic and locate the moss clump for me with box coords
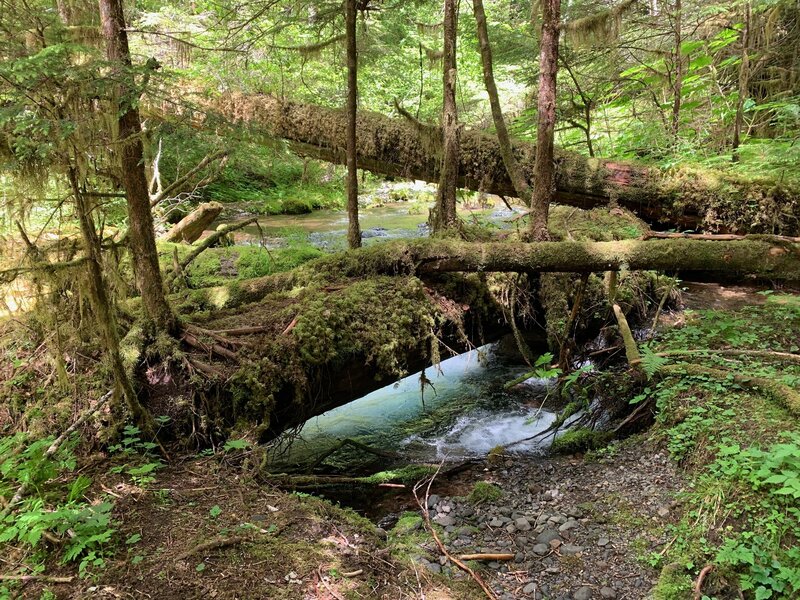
[362,465,436,485]
[281,198,314,214]
[467,481,503,505]
[652,563,694,600]
[551,427,614,454]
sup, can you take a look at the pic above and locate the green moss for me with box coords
[467,481,503,505]
[551,428,614,454]
[361,465,436,485]
[652,563,694,600]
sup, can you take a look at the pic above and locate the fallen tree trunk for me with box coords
[162,201,224,243]
[190,238,800,310]
[215,94,800,235]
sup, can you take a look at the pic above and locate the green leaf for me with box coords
[209,505,222,518]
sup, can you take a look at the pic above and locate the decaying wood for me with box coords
[212,94,800,235]
[167,217,259,285]
[150,150,229,207]
[162,201,224,243]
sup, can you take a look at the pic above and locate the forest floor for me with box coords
[8,282,800,600]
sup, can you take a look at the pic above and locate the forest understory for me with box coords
[3,0,800,598]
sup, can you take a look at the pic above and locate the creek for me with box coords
[269,344,561,473]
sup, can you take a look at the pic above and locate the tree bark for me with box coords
[345,0,361,248]
[162,201,224,243]
[472,0,533,206]
[99,0,174,331]
[434,0,460,231]
[215,95,800,235]
[732,1,751,162]
[531,0,561,240]
[69,168,154,432]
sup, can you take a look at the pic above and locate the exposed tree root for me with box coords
[174,535,245,562]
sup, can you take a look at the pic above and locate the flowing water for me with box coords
[270,344,559,471]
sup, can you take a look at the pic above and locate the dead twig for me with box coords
[0,574,74,583]
[457,553,515,561]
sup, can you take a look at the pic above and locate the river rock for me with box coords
[532,543,549,555]
[434,514,455,527]
[559,519,579,532]
[561,544,584,556]
[427,494,440,508]
[536,529,560,545]
[573,586,593,600]
[489,517,504,528]
[515,517,532,531]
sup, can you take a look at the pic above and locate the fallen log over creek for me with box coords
[213,94,800,235]
[192,237,800,311]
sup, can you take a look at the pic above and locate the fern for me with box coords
[640,345,668,380]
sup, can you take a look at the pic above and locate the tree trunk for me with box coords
[194,237,800,310]
[69,167,154,431]
[671,0,682,140]
[99,0,174,331]
[162,201,224,243]
[216,95,800,235]
[472,0,533,206]
[531,0,561,240]
[434,0,460,231]
[732,1,751,162]
[345,0,361,248]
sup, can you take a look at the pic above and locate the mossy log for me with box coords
[189,238,800,311]
[215,94,800,235]
[162,201,224,243]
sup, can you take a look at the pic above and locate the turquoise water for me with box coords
[272,345,558,470]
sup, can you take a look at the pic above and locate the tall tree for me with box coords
[434,0,460,231]
[670,0,683,140]
[345,0,362,248]
[98,0,174,330]
[732,0,751,162]
[530,0,561,240]
[472,0,533,206]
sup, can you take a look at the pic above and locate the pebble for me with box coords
[597,537,610,547]
[433,514,455,527]
[532,543,550,555]
[573,586,593,600]
[600,587,617,599]
[559,519,579,532]
[561,544,584,556]
[515,516,532,531]
[536,529,561,545]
